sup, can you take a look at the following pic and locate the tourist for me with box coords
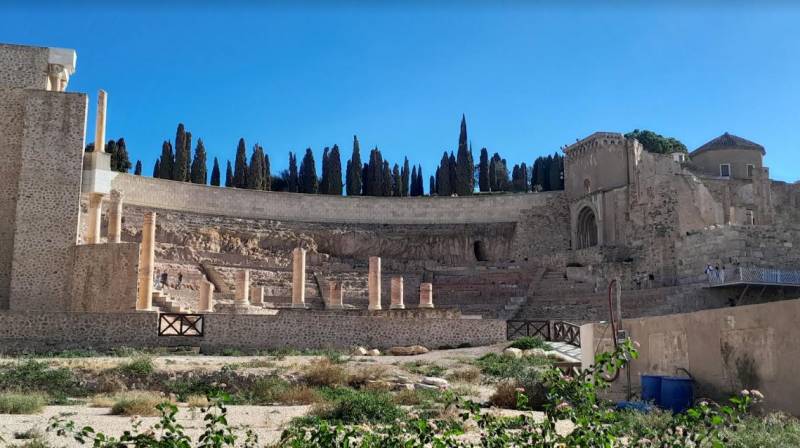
[704,264,714,283]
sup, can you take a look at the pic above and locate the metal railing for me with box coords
[708,267,800,287]
[507,320,550,340]
[507,320,582,348]
[158,313,204,337]
[552,321,581,347]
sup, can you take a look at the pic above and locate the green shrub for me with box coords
[244,375,290,404]
[116,355,154,377]
[302,359,347,387]
[312,388,404,424]
[475,353,551,379]
[110,392,166,416]
[401,361,446,377]
[0,392,46,414]
[507,336,550,351]
[0,360,85,402]
[722,412,800,447]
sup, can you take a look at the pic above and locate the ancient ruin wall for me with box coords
[111,174,563,225]
[0,88,87,311]
[0,311,506,353]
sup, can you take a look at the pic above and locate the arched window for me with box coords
[576,207,598,249]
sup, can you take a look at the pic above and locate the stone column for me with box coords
[87,192,105,244]
[235,270,250,305]
[94,90,107,152]
[250,286,264,306]
[292,247,306,308]
[390,276,405,309]
[327,281,344,309]
[368,256,382,310]
[199,280,215,313]
[107,190,123,243]
[419,282,434,309]
[136,212,156,311]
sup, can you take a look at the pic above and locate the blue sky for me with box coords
[3,1,799,184]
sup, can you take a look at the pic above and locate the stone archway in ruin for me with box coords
[473,240,488,262]
[576,206,598,249]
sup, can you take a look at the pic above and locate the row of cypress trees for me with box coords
[135,116,566,195]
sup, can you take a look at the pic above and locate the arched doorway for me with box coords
[576,207,598,249]
[473,241,488,262]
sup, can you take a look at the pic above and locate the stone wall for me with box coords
[70,243,140,312]
[581,298,800,415]
[111,173,564,226]
[0,87,87,311]
[0,44,49,90]
[0,310,507,353]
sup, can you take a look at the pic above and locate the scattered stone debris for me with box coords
[387,345,429,356]
[503,347,523,358]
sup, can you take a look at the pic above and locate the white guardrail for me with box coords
[708,267,800,286]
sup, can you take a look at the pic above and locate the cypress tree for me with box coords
[381,160,393,197]
[511,165,520,192]
[436,152,451,196]
[173,124,189,181]
[479,148,490,192]
[429,176,435,196]
[105,140,118,170]
[417,166,424,196]
[401,157,410,196]
[455,114,474,195]
[134,160,142,176]
[499,158,510,191]
[114,138,132,173]
[489,156,497,191]
[392,164,401,196]
[366,148,384,196]
[233,138,248,188]
[448,152,457,194]
[328,144,343,195]
[263,151,271,191]
[542,155,552,191]
[320,147,330,194]
[190,139,208,184]
[548,153,562,191]
[346,136,362,196]
[158,141,174,180]
[288,152,299,193]
[247,144,264,190]
[210,157,221,186]
[299,148,318,193]
[152,159,160,178]
[361,163,369,196]
[410,166,418,196]
[184,131,192,181]
[225,160,233,187]
[520,163,529,192]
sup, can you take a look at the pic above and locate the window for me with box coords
[745,210,755,225]
[720,164,731,178]
[747,164,755,178]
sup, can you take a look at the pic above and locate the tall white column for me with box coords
[94,90,107,152]
[136,212,156,311]
[199,280,215,313]
[368,256,382,310]
[235,270,250,305]
[419,282,434,309]
[390,276,405,309]
[87,192,105,244]
[327,281,344,309]
[292,247,307,308]
[107,190,123,243]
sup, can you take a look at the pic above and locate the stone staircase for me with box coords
[431,265,540,318]
[151,290,186,313]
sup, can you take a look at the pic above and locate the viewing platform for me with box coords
[707,267,800,288]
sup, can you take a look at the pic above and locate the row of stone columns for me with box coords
[86,190,124,244]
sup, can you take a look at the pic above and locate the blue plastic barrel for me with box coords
[640,374,663,404]
[660,376,693,413]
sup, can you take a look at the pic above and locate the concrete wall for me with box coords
[70,243,140,312]
[0,44,50,90]
[0,311,507,353]
[690,148,763,180]
[111,173,560,225]
[581,298,800,415]
[0,86,87,311]
[8,90,87,311]
[564,133,632,202]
